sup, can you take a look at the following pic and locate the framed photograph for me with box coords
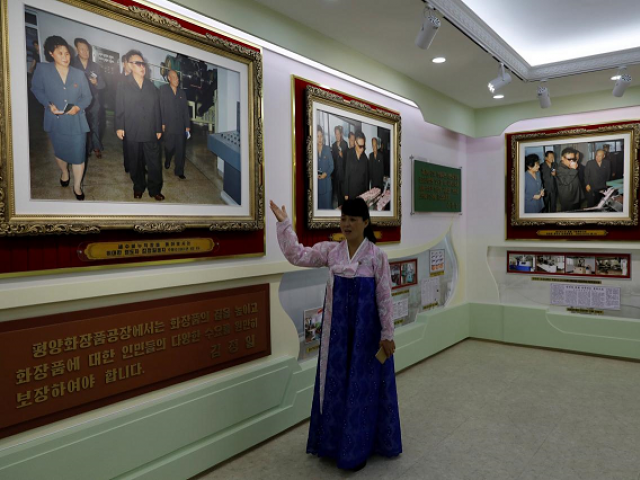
[507,253,536,273]
[389,258,417,290]
[507,250,631,279]
[304,85,401,229]
[0,0,264,235]
[302,307,323,345]
[509,122,639,228]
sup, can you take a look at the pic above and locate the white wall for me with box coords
[465,105,640,305]
[0,43,467,388]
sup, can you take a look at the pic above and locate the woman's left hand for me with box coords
[380,339,395,358]
[65,106,80,116]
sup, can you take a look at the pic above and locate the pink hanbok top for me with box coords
[276,218,393,409]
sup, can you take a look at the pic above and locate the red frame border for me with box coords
[389,258,418,290]
[507,250,632,279]
[505,121,640,241]
[0,284,271,439]
[0,0,265,276]
[292,76,401,246]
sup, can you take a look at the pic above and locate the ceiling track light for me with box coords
[537,81,551,109]
[488,63,512,94]
[612,67,632,97]
[415,2,441,50]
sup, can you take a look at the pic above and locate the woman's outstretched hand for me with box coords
[269,200,288,222]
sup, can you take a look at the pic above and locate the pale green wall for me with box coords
[0,304,471,480]
[3,302,637,479]
[172,0,640,138]
[475,86,640,137]
[172,0,476,137]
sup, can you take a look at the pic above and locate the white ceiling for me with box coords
[459,0,640,66]
[252,0,640,109]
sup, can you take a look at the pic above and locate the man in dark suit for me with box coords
[584,149,611,207]
[71,38,105,159]
[540,151,557,212]
[115,50,164,200]
[331,125,347,207]
[118,52,134,173]
[160,70,190,179]
[369,137,384,190]
[343,130,369,200]
[556,147,583,211]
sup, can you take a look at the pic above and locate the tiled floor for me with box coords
[193,340,640,480]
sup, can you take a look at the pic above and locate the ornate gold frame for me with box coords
[0,0,264,236]
[304,85,401,229]
[510,123,639,227]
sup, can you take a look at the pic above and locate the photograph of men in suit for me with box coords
[540,151,557,212]
[584,149,611,207]
[71,38,105,159]
[369,137,384,190]
[118,52,134,174]
[343,130,369,200]
[555,148,583,211]
[160,69,190,179]
[316,126,334,210]
[347,131,355,153]
[331,125,347,207]
[115,50,164,201]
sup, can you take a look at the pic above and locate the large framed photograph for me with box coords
[510,123,639,227]
[305,86,401,229]
[0,0,264,235]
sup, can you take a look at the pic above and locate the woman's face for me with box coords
[340,214,369,242]
[50,45,70,67]
[528,161,540,173]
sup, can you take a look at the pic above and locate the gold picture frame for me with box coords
[0,0,264,236]
[304,85,401,229]
[510,122,639,227]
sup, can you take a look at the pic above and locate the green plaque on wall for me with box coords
[412,158,462,213]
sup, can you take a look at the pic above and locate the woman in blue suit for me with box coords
[31,36,92,200]
[316,126,334,209]
[524,153,545,213]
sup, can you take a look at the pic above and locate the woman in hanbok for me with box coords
[270,197,402,471]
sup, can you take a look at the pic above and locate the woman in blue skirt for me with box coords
[31,36,92,200]
[271,197,402,471]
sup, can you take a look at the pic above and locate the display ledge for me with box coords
[491,241,640,249]
[0,234,454,314]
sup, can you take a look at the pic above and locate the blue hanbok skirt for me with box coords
[306,275,402,469]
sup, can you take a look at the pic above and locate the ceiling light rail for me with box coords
[415,1,441,50]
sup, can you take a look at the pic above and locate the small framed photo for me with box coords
[305,85,401,229]
[303,307,323,345]
[389,258,418,290]
[507,250,631,279]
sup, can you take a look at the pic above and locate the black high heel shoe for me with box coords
[74,187,85,201]
[60,175,70,187]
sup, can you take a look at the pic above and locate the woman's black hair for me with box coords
[524,153,540,171]
[341,198,377,243]
[43,36,69,62]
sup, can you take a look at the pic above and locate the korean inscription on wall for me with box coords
[413,159,462,213]
[0,285,270,437]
